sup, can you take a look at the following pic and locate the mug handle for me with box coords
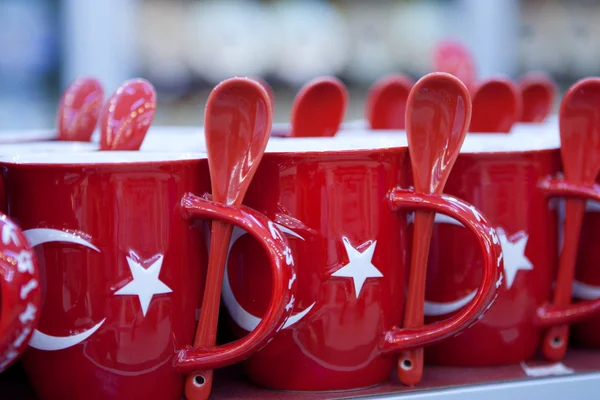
[382,189,503,375]
[173,193,296,374]
[0,215,42,372]
[535,178,600,361]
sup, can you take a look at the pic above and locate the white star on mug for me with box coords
[115,255,172,316]
[332,238,383,299]
[497,228,533,289]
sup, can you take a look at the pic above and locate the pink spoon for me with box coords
[57,77,104,141]
[469,77,521,133]
[184,77,273,400]
[289,76,348,137]
[432,40,476,91]
[518,72,557,123]
[541,78,600,361]
[366,73,414,130]
[99,78,157,150]
[399,72,472,386]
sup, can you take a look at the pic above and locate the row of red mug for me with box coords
[0,76,599,400]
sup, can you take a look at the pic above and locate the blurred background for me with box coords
[0,0,597,129]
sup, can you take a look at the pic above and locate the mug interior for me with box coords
[0,123,561,163]
[0,151,207,165]
[263,128,560,154]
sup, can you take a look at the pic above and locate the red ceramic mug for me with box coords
[0,215,42,373]
[175,136,503,391]
[423,131,600,365]
[0,151,297,400]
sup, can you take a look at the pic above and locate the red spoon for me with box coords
[469,77,521,133]
[399,72,472,386]
[57,77,104,141]
[184,77,273,400]
[99,78,157,150]
[366,73,414,130]
[289,76,348,137]
[518,72,557,123]
[432,40,476,91]
[541,78,600,361]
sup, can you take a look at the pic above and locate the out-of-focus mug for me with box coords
[0,151,297,400]
[423,130,600,365]
[177,136,504,391]
[0,215,42,373]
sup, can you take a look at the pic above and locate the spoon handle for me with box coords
[398,211,435,386]
[542,198,586,361]
[185,220,234,400]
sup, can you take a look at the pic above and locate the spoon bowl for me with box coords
[57,77,104,142]
[99,78,157,150]
[470,77,521,133]
[366,73,414,130]
[289,76,348,137]
[432,40,476,91]
[518,72,557,123]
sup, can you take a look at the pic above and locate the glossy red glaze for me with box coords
[99,78,157,150]
[0,215,42,373]
[57,77,104,142]
[251,77,275,112]
[3,157,295,400]
[365,74,414,130]
[432,40,476,90]
[542,78,600,361]
[289,76,348,137]
[400,72,472,385]
[222,145,501,391]
[469,78,521,133]
[186,78,273,399]
[518,72,556,123]
[424,148,600,366]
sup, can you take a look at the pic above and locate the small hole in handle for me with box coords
[400,359,413,371]
[193,375,206,387]
[551,336,563,349]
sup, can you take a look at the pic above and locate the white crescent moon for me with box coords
[28,319,106,351]
[586,201,600,213]
[424,290,477,316]
[222,224,315,331]
[572,280,600,300]
[23,228,105,351]
[423,214,476,316]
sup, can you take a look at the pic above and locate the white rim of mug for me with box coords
[0,141,99,155]
[0,129,57,143]
[89,125,205,143]
[0,126,205,145]
[0,120,561,161]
